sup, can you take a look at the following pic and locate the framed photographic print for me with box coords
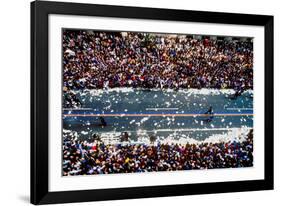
[31,0,274,204]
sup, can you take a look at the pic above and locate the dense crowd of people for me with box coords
[63,30,253,91]
[63,130,253,176]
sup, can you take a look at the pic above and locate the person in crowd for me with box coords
[204,106,214,122]
[99,117,107,127]
[121,132,129,142]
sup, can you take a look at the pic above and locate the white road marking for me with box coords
[101,127,253,133]
[146,108,178,111]
[226,108,253,110]
[63,108,93,110]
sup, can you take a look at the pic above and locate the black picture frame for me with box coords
[31,0,274,204]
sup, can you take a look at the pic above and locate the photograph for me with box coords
[62,29,254,176]
[0,0,277,204]
[29,1,273,204]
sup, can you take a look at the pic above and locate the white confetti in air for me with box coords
[129,119,136,124]
[81,131,88,135]
[140,117,149,123]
